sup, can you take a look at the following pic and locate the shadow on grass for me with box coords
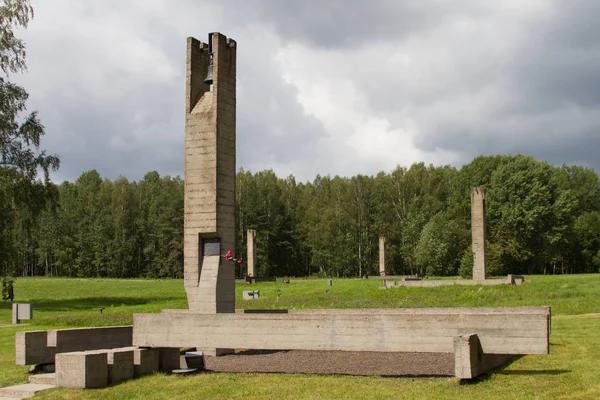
[498,369,570,376]
[0,296,182,312]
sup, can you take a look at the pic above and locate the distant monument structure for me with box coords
[247,229,257,278]
[183,32,237,313]
[471,187,487,281]
[379,236,386,276]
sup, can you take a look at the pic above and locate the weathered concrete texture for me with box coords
[16,326,132,365]
[184,33,237,314]
[247,229,257,278]
[379,236,386,276]
[133,347,159,378]
[12,303,33,325]
[454,333,517,379]
[471,187,487,281]
[29,372,56,385]
[0,383,55,398]
[158,348,181,372]
[133,307,550,355]
[106,348,134,385]
[55,351,108,389]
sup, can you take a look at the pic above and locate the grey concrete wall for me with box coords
[379,237,386,276]
[184,33,237,313]
[247,229,257,278]
[471,187,487,281]
[133,307,550,355]
[163,305,550,317]
[16,326,132,365]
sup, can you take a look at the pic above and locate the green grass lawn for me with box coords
[0,275,599,399]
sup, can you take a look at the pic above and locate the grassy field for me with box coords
[0,275,598,399]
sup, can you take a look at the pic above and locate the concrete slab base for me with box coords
[28,373,55,385]
[0,383,55,399]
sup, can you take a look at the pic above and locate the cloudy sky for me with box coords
[13,0,600,182]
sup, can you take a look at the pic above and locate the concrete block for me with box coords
[16,326,132,366]
[133,347,159,377]
[106,348,134,385]
[454,333,517,379]
[158,348,181,372]
[55,351,108,389]
[243,290,260,300]
[16,330,54,365]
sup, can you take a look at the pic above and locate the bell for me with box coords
[204,54,214,85]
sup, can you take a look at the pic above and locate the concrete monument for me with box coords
[184,33,237,313]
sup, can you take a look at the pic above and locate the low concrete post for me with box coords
[454,333,481,379]
[379,237,386,276]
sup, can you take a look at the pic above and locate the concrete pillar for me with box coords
[471,187,487,281]
[379,237,386,276]
[247,229,256,278]
[184,33,237,313]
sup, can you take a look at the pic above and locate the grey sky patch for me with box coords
[10,0,600,183]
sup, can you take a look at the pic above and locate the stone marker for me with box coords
[379,237,386,276]
[12,303,33,324]
[471,187,487,281]
[247,229,257,278]
[243,290,260,300]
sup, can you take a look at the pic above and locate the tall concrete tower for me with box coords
[471,187,487,281]
[184,33,237,313]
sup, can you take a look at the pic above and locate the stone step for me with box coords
[28,373,56,385]
[0,383,55,399]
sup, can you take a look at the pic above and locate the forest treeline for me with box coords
[2,154,600,279]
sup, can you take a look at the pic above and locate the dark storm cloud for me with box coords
[14,0,600,182]
[228,0,485,49]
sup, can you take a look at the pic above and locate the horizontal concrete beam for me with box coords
[134,307,549,355]
[16,326,133,365]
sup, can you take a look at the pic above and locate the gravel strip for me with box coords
[204,350,454,377]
